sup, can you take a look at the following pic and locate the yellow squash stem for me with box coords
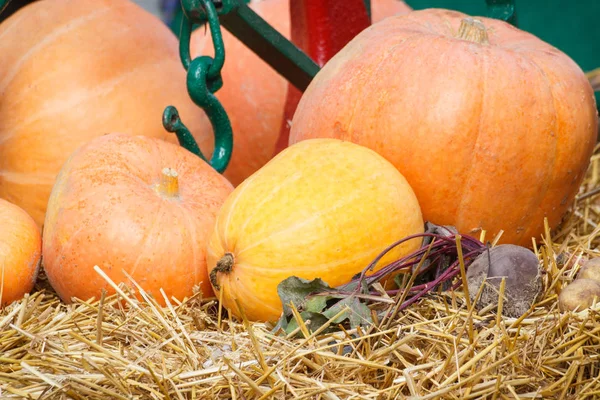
[210,252,235,290]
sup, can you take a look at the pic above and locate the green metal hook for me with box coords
[163,0,233,174]
[168,0,320,91]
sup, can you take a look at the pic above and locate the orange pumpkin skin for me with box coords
[206,138,424,322]
[371,0,412,21]
[289,9,598,247]
[0,0,212,228]
[0,199,41,306]
[42,133,233,305]
[190,0,412,186]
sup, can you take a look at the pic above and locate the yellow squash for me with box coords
[207,138,424,322]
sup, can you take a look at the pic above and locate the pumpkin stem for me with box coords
[457,17,489,45]
[210,252,235,290]
[155,168,179,198]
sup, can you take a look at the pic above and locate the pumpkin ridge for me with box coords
[518,55,561,238]
[230,275,281,318]
[1,59,175,149]
[234,171,303,239]
[7,33,147,109]
[0,170,54,185]
[50,222,87,278]
[0,5,115,94]
[346,33,441,138]
[234,181,370,257]
[455,46,487,231]
[258,247,382,274]
[0,9,26,42]
[128,199,166,278]
[180,202,203,290]
[8,72,67,108]
[221,172,261,251]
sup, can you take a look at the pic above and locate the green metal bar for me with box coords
[486,0,517,26]
[217,0,320,91]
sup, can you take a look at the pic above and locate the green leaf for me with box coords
[304,294,329,314]
[277,276,333,316]
[273,276,374,337]
[323,296,373,328]
[273,276,333,333]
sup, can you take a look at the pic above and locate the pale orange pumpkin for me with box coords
[42,133,233,305]
[190,0,412,186]
[0,198,41,306]
[0,0,212,227]
[206,138,424,322]
[290,10,598,247]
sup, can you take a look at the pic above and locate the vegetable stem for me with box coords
[210,252,235,290]
[155,168,180,198]
[457,17,489,45]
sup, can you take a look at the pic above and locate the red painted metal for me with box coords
[273,0,372,155]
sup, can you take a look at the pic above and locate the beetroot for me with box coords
[466,244,542,318]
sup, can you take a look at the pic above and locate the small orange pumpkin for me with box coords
[0,198,41,306]
[42,133,233,305]
[190,0,412,186]
[206,138,424,322]
[0,0,212,227]
[290,9,598,246]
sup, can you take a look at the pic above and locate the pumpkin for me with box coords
[190,0,412,186]
[289,9,598,246]
[206,138,424,322]
[42,133,233,305]
[0,198,41,306]
[0,0,212,227]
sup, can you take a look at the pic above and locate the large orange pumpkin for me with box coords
[289,10,598,246]
[0,198,41,306]
[206,138,424,322]
[0,0,212,227]
[42,133,233,305]
[190,0,412,186]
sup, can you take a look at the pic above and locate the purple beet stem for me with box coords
[313,232,487,312]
